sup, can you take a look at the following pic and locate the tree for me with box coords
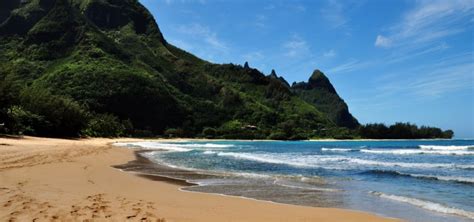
[202,127,217,138]
[6,106,45,135]
[164,128,186,138]
[358,122,453,139]
[19,86,89,137]
[82,113,127,137]
[442,130,454,139]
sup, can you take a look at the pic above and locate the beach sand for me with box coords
[0,136,400,222]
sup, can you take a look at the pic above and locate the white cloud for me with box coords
[255,14,266,28]
[168,38,193,51]
[323,49,337,58]
[170,23,230,62]
[283,35,310,58]
[176,23,228,52]
[293,4,306,12]
[262,3,305,12]
[264,4,276,10]
[374,35,392,48]
[377,53,474,97]
[243,51,264,62]
[377,0,473,47]
[321,0,348,28]
[327,59,370,74]
[385,43,449,64]
[407,63,473,97]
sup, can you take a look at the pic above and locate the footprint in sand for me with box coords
[2,191,165,222]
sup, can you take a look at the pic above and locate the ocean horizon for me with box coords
[115,139,474,222]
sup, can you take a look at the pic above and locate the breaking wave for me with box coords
[419,145,474,150]
[370,191,474,219]
[363,170,474,184]
[212,152,474,170]
[360,149,474,156]
[321,148,355,152]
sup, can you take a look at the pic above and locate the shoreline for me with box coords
[0,136,399,221]
[117,149,400,220]
[113,137,458,142]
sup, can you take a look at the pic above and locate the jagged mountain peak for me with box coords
[1,0,360,139]
[307,69,337,94]
[0,0,165,43]
[78,0,164,38]
[268,69,290,87]
[270,69,277,77]
[292,69,359,129]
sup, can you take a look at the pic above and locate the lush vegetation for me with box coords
[0,0,453,140]
[292,70,359,129]
[359,123,454,139]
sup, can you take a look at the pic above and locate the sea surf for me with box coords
[115,140,474,222]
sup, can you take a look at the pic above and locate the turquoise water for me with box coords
[116,140,474,222]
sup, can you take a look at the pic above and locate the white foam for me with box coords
[114,142,234,152]
[220,152,355,169]
[214,152,474,170]
[229,172,274,179]
[375,170,474,184]
[196,143,235,148]
[273,179,339,192]
[360,149,473,156]
[371,191,474,219]
[232,173,326,184]
[216,152,312,167]
[299,176,326,184]
[409,174,474,184]
[348,158,474,170]
[321,148,354,152]
[419,145,474,150]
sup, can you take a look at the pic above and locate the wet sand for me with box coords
[0,136,400,221]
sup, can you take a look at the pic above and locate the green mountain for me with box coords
[292,70,359,129]
[0,0,452,139]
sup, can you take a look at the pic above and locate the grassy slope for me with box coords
[1,0,348,139]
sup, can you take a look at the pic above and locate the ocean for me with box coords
[115,140,474,222]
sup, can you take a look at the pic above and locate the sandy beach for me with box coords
[0,136,399,222]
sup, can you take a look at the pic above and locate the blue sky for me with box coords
[140,0,474,138]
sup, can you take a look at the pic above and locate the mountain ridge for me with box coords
[0,0,453,139]
[292,70,359,129]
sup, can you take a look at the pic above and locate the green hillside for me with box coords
[292,70,359,129]
[0,0,453,139]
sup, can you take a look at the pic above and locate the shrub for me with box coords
[288,133,309,141]
[19,86,89,137]
[131,129,154,138]
[82,113,127,137]
[164,128,186,138]
[5,106,45,135]
[202,127,217,138]
[442,130,454,139]
[218,120,243,135]
[358,122,454,139]
[268,131,287,140]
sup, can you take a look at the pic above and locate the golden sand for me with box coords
[0,136,400,222]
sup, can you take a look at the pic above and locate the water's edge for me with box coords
[112,141,473,222]
[113,149,401,221]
